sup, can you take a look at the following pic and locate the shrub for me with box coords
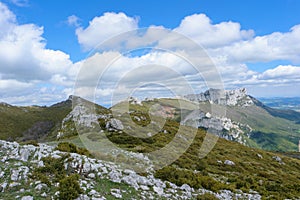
[56,142,93,157]
[197,193,218,200]
[20,140,39,146]
[58,174,83,200]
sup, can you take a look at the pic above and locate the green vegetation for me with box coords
[197,193,219,200]
[0,100,72,141]
[31,154,83,199]
[59,174,83,200]
[56,142,93,157]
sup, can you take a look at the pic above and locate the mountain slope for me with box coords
[181,88,300,151]
[0,98,72,141]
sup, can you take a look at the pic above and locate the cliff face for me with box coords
[184,88,254,106]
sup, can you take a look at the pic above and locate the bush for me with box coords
[20,140,39,146]
[56,142,93,157]
[58,174,83,200]
[197,193,218,200]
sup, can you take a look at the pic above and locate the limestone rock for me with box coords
[224,160,235,166]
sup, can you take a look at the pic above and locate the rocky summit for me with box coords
[184,88,254,106]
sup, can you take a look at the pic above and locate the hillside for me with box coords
[0,99,72,142]
[183,88,300,151]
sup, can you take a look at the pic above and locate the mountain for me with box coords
[0,88,299,152]
[183,88,300,151]
[1,91,300,199]
[259,97,300,112]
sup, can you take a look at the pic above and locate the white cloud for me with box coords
[67,15,81,27]
[174,14,254,48]
[10,0,28,7]
[217,25,300,63]
[258,65,300,80]
[76,12,139,51]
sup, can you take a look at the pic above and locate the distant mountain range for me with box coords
[1,88,300,152]
[259,97,300,112]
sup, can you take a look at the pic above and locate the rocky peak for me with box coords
[184,88,254,106]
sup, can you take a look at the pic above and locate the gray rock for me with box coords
[11,169,20,181]
[19,148,30,161]
[272,156,282,162]
[180,184,192,192]
[257,154,263,159]
[0,171,5,178]
[106,118,124,130]
[224,160,235,166]
[88,189,98,196]
[153,186,164,196]
[110,189,122,198]
[21,196,33,200]
[35,183,47,190]
[88,173,95,179]
[109,171,122,183]
[75,194,90,200]
[10,182,21,187]
[41,192,47,197]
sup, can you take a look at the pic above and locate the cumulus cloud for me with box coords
[258,65,300,80]
[76,12,139,51]
[2,4,300,105]
[174,14,254,48]
[0,2,76,104]
[217,25,300,63]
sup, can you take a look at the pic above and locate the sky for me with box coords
[0,0,300,106]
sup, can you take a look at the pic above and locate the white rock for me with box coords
[257,154,263,159]
[180,184,192,192]
[21,196,33,200]
[35,183,47,190]
[88,173,95,179]
[88,189,98,196]
[224,160,235,166]
[75,194,90,200]
[11,169,20,181]
[0,171,4,178]
[109,171,122,183]
[41,192,47,197]
[140,185,150,190]
[111,189,122,199]
[153,186,164,196]
[19,148,30,161]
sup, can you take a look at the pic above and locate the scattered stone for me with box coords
[19,148,30,161]
[153,186,164,196]
[257,154,263,159]
[35,183,47,190]
[272,156,282,162]
[111,188,122,198]
[41,192,47,197]
[11,169,20,181]
[88,173,95,179]
[88,189,98,196]
[9,182,21,187]
[224,160,235,166]
[21,196,33,200]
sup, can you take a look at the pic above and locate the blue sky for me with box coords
[0,0,300,105]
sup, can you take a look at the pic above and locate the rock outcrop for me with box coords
[0,140,261,200]
[184,88,254,106]
[183,110,252,145]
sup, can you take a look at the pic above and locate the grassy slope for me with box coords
[0,100,72,141]
[150,98,300,151]
[59,118,300,199]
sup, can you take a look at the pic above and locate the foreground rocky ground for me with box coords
[0,140,262,200]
